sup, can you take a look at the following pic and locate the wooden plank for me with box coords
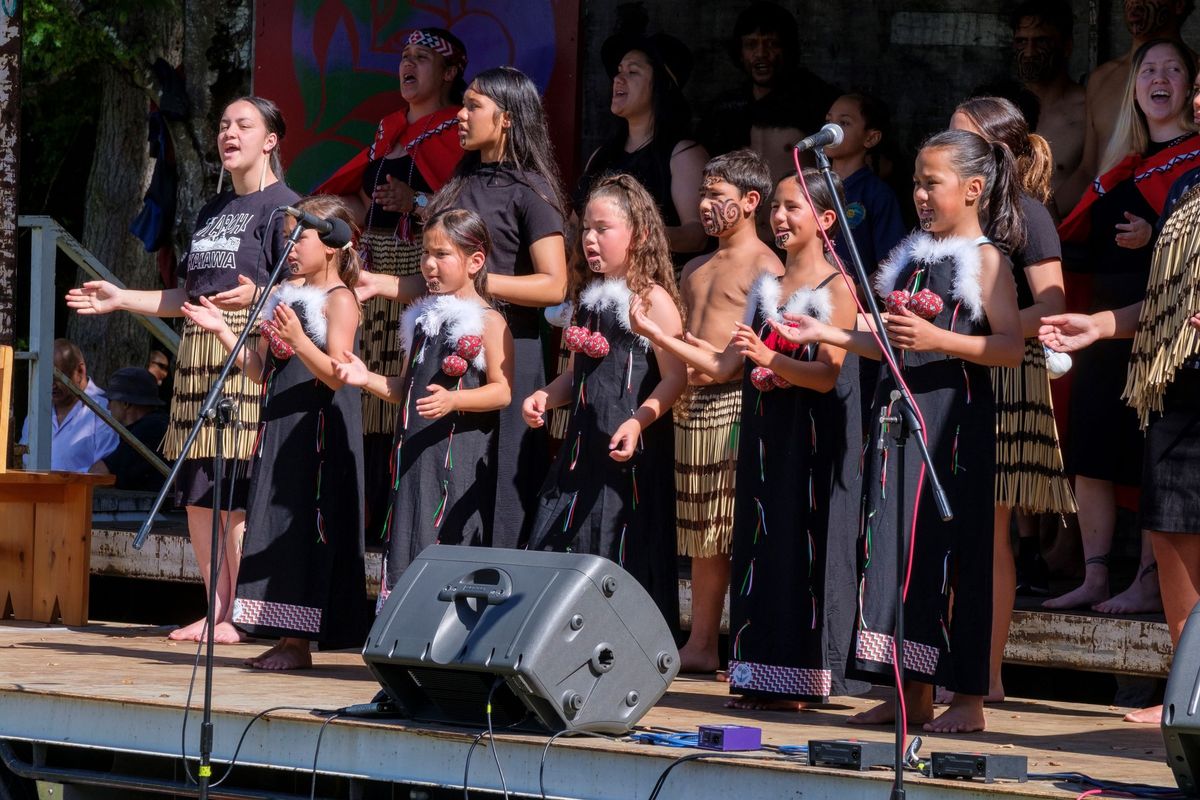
[0,346,12,472]
[0,500,33,618]
[1003,609,1172,677]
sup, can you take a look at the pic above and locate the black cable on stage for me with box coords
[537,729,620,800]
[645,750,802,800]
[461,731,488,800]
[308,711,343,800]
[207,705,316,788]
[485,678,511,800]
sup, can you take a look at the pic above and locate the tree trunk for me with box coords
[0,6,19,346]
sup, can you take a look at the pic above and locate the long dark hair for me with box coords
[956,96,1053,204]
[921,129,1026,254]
[431,67,567,220]
[229,95,286,182]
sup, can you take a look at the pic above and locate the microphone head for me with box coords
[821,123,844,148]
[319,217,354,249]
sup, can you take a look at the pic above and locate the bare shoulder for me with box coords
[680,251,716,284]
[1087,58,1126,95]
[977,242,1009,276]
[325,285,360,319]
[482,307,509,334]
[752,245,785,276]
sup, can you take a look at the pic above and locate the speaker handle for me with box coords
[437,567,514,605]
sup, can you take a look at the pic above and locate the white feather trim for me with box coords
[579,278,650,349]
[400,294,489,371]
[745,273,834,325]
[873,232,985,322]
[261,284,330,347]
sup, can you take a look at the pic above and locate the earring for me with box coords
[216,167,225,194]
[258,156,268,192]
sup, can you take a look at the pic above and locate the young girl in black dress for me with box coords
[336,209,514,598]
[632,170,861,710]
[776,130,1024,732]
[523,174,686,624]
[182,194,368,670]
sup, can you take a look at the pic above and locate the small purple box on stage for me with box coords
[698,724,762,751]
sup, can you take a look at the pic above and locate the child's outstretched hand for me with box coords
[628,296,663,340]
[609,418,641,462]
[522,390,548,428]
[732,322,772,367]
[181,296,230,335]
[209,274,258,311]
[885,306,944,352]
[272,303,307,346]
[1038,313,1099,353]
[773,313,825,346]
[417,384,457,419]
[333,351,370,387]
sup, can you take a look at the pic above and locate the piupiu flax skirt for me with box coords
[360,231,422,435]
[163,309,260,508]
[992,340,1076,514]
[674,382,741,557]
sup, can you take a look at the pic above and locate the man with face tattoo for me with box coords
[1011,1,1087,219]
[700,2,840,159]
[1058,0,1194,214]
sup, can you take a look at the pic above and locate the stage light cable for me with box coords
[308,711,342,800]
[537,729,620,800]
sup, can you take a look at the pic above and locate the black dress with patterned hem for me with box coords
[852,233,996,696]
[727,273,862,703]
[233,284,370,649]
[529,279,679,629]
[379,294,498,600]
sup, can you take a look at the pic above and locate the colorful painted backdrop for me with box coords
[254,0,581,193]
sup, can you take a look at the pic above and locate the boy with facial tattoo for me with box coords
[647,149,783,674]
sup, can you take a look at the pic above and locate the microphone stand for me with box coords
[132,222,304,800]
[809,145,953,800]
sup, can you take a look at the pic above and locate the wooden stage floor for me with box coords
[0,622,1180,799]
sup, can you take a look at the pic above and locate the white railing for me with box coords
[19,216,180,470]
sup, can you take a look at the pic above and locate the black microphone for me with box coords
[278,206,353,248]
[794,123,844,153]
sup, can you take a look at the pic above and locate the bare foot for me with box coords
[168,617,209,642]
[715,670,729,683]
[848,684,932,726]
[1124,704,1163,724]
[244,640,283,667]
[1093,573,1162,615]
[923,695,986,733]
[934,686,954,704]
[249,639,312,671]
[1043,580,1109,610]
[677,641,720,674]
[212,622,246,644]
[724,697,808,711]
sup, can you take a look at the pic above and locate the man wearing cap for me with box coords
[20,339,119,473]
[91,367,170,492]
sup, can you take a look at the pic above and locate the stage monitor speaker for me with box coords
[362,545,680,734]
[1163,600,1200,796]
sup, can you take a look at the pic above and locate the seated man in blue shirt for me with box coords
[20,339,119,472]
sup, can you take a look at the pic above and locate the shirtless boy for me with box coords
[634,149,783,673]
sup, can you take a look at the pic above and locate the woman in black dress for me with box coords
[577,30,708,267]
[358,67,568,549]
[1052,39,1200,614]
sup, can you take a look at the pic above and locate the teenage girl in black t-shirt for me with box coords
[67,96,298,645]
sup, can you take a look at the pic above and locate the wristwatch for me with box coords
[413,192,429,211]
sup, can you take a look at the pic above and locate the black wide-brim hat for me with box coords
[601,31,693,90]
[107,367,165,407]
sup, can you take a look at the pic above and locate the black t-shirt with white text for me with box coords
[179,181,300,300]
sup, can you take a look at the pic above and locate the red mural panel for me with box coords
[253,0,582,193]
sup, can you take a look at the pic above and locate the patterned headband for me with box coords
[406,30,467,66]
